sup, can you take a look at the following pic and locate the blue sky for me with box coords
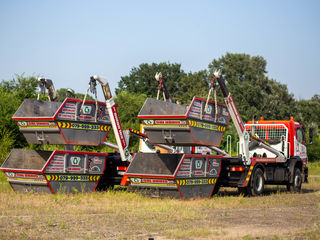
[0,0,319,100]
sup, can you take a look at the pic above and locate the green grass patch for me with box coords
[309,161,320,175]
[0,171,6,182]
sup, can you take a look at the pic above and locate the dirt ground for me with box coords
[188,186,320,239]
[0,178,319,240]
[208,201,319,239]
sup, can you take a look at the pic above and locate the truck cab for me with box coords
[246,117,308,164]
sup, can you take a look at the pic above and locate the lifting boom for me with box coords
[91,75,132,162]
[213,70,286,164]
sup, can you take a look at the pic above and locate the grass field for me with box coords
[0,163,319,240]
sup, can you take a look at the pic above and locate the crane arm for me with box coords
[37,78,57,102]
[214,70,286,163]
[214,70,245,136]
[91,75,132,162]
[213,70,250,164]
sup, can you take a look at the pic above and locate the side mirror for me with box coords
[309,128,313,144]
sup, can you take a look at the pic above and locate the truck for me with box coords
[125,70,309,199]
[0,71,309,199]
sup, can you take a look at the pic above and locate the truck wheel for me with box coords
[287,168,302,192]
[248,168,264,196]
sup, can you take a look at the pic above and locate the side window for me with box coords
[296,128,304,143]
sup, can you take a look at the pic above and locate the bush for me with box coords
[307,136,320,162]
[0,128,14,165]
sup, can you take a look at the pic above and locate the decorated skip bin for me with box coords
[125,152,222,199]
[12,98,111,145]
[138,97,230,146]
[0,149,114,193]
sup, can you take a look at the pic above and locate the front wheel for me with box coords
[248,168,264,196]
[287,168,302,192]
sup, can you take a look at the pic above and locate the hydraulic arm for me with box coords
[214,70,286,164]
[91,75,132,162]
[37,78,57,102]
[214,70,251,165]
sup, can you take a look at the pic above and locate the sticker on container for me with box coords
[70,156,81,166]
[82,105,92,114]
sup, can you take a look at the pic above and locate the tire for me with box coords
[248,168,264,196]
[287,168,302,192]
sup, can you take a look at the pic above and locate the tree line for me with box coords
[0,53,319,164]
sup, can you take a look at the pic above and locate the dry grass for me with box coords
[0,171,319,239]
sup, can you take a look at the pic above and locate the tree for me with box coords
[116,62,187,101]
[0,73,38,100]
[114,91,147,151]
[175,70,210,104]
[56,88,94,102]
[260,79,296,120]
[208,53,296,122]
[0,74,39,164]
[295,94,320,127]
[294,94,320,161]
[0,74,39,149]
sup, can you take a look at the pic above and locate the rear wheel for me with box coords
[248,168,264,196]
[287,168,302,192]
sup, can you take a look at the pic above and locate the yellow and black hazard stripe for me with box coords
[188,120,197,127]
[57,122,72,128]
[176,179,187,185]
[99,125,111,131]
[46,175,60,181]
[88,176,100,181]
[242,165,254,186]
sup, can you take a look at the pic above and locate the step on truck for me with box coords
[125,70,308,199]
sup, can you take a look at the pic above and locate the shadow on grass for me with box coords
[215,186,318,197]
[95,185,128,192]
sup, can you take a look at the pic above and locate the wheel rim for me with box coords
[294,174,301,188]
[255,175,263,192]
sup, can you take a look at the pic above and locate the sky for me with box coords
[0,0,319,101]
